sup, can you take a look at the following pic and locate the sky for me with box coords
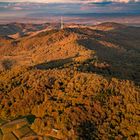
[0,0,140,3]
[0,0,140,12]
[0,0,140,24]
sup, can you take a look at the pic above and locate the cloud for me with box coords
[0,0,140,3]
[80,2,140,13]
[11,6,23,10]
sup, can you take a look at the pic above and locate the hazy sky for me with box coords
[0,0,140,3]
[0,0,140,24]
[0,0,140,13]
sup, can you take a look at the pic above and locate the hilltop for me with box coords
[0,22,140,83]
[0,22,140,140]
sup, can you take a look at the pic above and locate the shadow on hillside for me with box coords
[77,59,140,85]
[77,120,98,140]
[34,56,140,84]
[76,38,140,84]
[77,38,124,62]
[34,57,74,70]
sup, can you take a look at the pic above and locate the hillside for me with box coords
[0,22,140,83]
[0,22,140,140]
[0,23,58,39]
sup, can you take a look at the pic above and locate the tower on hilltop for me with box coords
[61,16,64,29]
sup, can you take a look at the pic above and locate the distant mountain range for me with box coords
[28,12,140,17]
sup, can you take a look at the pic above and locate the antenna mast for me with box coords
[61,16,64,29]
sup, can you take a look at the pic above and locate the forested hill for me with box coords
[0,22,140,140]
